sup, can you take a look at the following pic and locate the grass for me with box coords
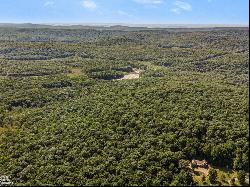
[194,174,211,186]
[67,68,84,78]
[193,166,249,186]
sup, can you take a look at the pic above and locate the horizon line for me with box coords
[0,22,249,28]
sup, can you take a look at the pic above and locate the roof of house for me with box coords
[192,159,208,165]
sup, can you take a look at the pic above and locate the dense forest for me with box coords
[0,26,249,186]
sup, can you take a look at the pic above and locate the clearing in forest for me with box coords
[67,68,83,78]
[118,68,142,80]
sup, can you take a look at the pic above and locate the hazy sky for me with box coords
[0,0,249,24]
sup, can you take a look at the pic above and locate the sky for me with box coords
[0,0,249,25]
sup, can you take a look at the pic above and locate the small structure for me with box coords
[192,159,209,169]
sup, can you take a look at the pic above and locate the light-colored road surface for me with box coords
[119,69,141,80]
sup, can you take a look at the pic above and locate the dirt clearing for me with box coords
[119,69,141,80]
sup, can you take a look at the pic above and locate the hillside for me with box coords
[0,27,249,186]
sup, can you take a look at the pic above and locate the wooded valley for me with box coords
[0,26,249,186]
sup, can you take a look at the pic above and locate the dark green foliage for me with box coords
[208,168,218,184]
[88,70,124,80]
[0,27,248,186]
[42,80,72,88]
[237,170,246,185]
[172,170,194,186]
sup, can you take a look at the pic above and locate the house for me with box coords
[191,159,209,169]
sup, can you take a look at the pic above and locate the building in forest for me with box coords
[191,159,209,169]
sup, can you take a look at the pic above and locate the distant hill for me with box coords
[0,23,248,31]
